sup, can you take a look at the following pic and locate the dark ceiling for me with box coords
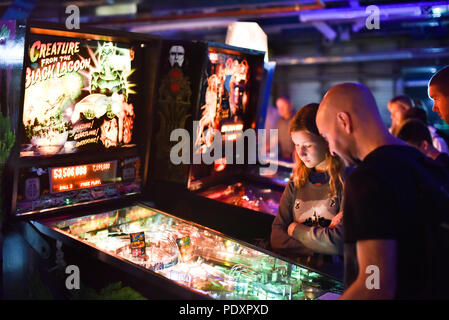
[1,0,448,57]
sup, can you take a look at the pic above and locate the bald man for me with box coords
[316,82,449,299]
[429,66,449,125]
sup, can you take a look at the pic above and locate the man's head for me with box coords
[429,66,449,124]
[387,95,413,134]
[402,107,428,124]
[276,96,293,120]
[397,119,435,158]
[316,82,387,166]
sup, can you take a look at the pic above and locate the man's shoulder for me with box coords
[436,152,449,167]
[347,145,424,187]
[359,145,423,171]
[346,164,384,191]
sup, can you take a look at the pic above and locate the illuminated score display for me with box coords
[50,161,117,193]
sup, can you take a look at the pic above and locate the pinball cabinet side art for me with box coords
[148,40,208,186]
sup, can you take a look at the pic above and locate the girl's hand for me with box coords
[287,222,298,237]
[329,211,343,229]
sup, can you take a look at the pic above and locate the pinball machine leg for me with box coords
[2,222,51,299]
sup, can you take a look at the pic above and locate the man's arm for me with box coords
[339,239,397,300]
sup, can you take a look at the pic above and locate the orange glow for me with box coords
[79,179,102,188]
[226,134,237,141]
[92,162,111,172]
[50,161,116,193]
[57,184,73,192]
[221,123,244,133]
[53,165,88,181]
[214,158,227,172]
[209,52,218,62]
[30,27,128,43]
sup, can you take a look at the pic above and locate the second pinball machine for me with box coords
[149,40,290,245]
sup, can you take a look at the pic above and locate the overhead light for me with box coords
[96,3,137,16]
[432,5,449,18]
[225,22,268,61]
[299,3,427,22]
[130,19,235,33]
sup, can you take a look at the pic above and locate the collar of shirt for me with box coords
[308,170,329,185]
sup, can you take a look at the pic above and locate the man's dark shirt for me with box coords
[343,145,441,299]
[436,152,449,168]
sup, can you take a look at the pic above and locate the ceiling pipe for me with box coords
[83,0,325,27]
[311,21,337,41]
[130,18,237,33]
[299,1,448,23]
[273,47,449,66]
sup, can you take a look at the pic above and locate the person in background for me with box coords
[397,119,449,167]
[387,95,413,136]
[317,82,449,299]
[275,96,295,161]
[271,103,345,274]
[429,66,449,125]
[263,104,281,158]
[401,107,449,154]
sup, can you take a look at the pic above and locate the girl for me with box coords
[271,103,345,261]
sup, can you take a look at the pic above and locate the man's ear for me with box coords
[337,112,352,134]
[419,140,429,151]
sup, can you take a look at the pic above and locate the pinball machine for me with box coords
[149,41,289,243]
[1,20,162,298]
[1,21,342,300]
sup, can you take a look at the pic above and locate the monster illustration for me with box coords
[90,42,132,100]
[71,92,134,147]
[71,42,135,149]
[100,117,119,148]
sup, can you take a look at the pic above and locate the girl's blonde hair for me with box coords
[289,103,344,198]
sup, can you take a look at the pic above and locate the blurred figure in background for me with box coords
[275,96,295,161]
[397,119,449,167]
[263,104,281,158]
[387,95,413,136]
[401,107,449,154]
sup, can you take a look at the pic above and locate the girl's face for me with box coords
[291,130,328,169]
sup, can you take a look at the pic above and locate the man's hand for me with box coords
[339,239,397,300]
[329,211,343,229]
